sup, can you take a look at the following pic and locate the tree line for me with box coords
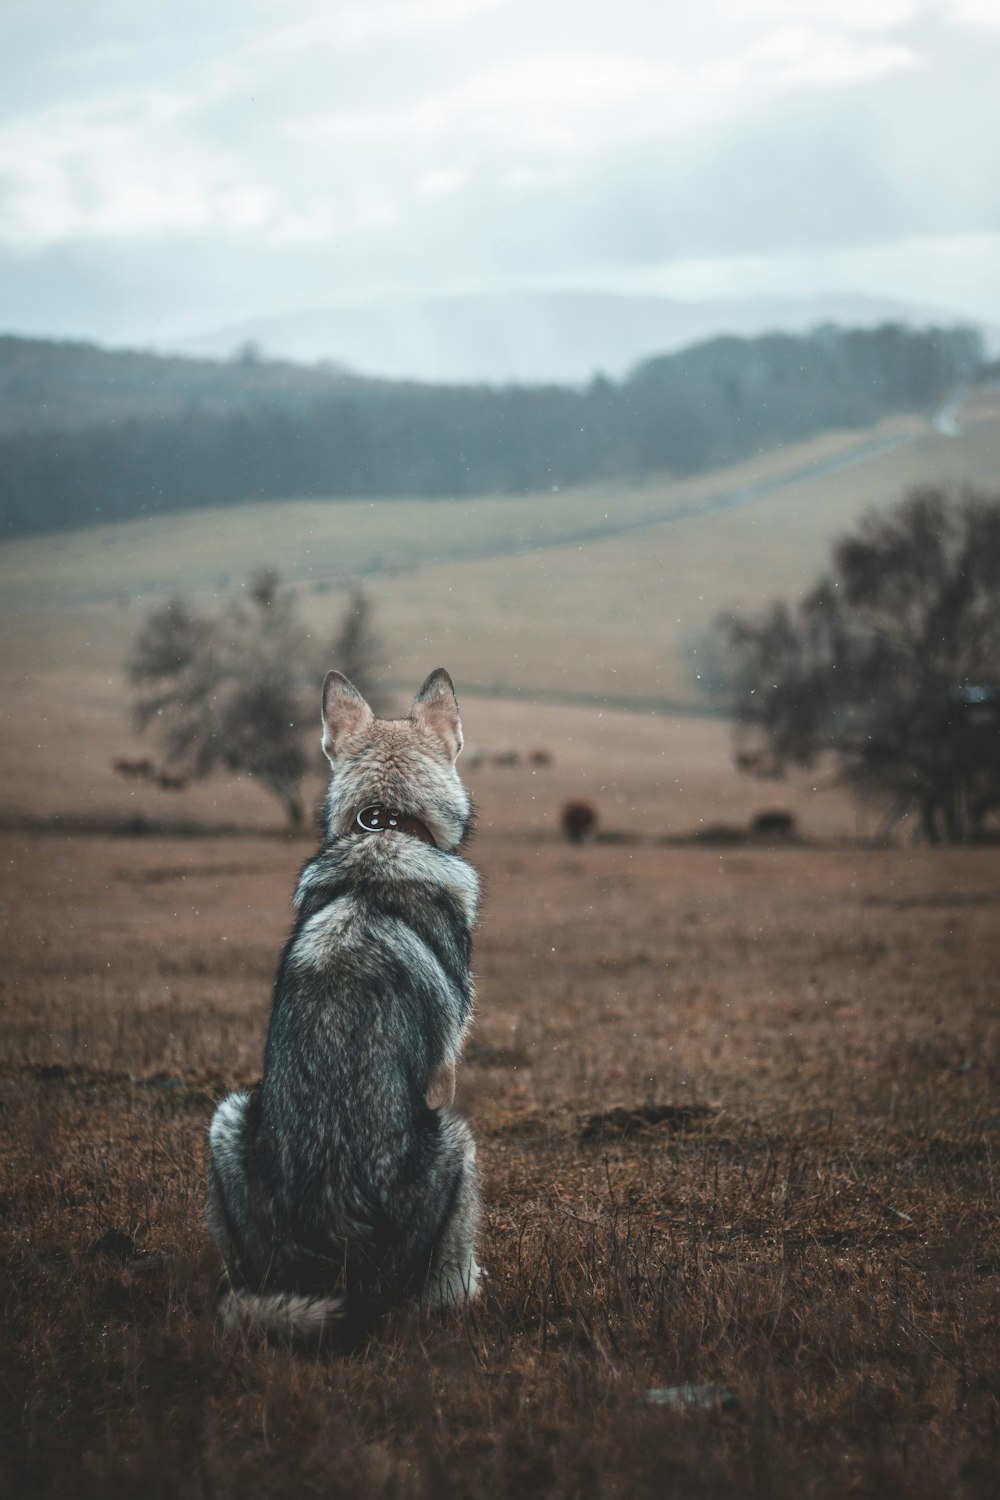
[0,323,982,537]
[0,332,353,438]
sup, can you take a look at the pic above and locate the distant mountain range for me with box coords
[170,289,996,386]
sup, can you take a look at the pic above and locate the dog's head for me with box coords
[320,668,473,852]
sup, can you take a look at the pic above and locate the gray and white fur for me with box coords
[206,668,482,1347]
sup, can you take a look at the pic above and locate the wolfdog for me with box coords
[206,668,482,1346]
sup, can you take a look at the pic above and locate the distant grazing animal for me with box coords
[207,668,482,1348]
[113,757,155,780]
[751,810,796,838]
[528,749,553,767]
[156,772,188,791]
[562,800,598,844]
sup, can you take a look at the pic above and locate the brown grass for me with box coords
[1,812,998,1499]
[2,423,999,1495]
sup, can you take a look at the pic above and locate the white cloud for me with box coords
[945,0,1000,26]
[0,0,942,252]
[0,90,277,246]
[419,168,468,196]
[749,24,920,83]
[298,53,690,151]
[725,0,923,26]
[0,0,997,335]
[299,0,506,44]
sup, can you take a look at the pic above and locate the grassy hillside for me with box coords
[0,325,979,537]
[3,411,998,711]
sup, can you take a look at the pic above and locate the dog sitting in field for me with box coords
[206,668,482,1346]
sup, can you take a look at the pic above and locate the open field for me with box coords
[1,785,999,1498]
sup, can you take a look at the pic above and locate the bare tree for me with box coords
[128,574,380,827]
[332,584,382,704]
[720,486,1000,843]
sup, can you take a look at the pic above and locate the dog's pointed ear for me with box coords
[410,668,463,761]
[322,671,374,760]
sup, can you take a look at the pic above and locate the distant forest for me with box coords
[0,323,982,537]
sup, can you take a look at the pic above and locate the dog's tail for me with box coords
[220,1288,374,1350]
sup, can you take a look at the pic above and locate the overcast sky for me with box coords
[1,0,998,345]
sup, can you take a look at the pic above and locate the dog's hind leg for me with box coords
[425,1113,483,1307]
[206,1090,254,1268]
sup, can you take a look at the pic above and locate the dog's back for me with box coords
[207,669,482,1345]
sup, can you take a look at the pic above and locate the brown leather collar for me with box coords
[353,805,438,848]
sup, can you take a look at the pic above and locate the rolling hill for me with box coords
[3,406,997,708]
[0,324,980,537]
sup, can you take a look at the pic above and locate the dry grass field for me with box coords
[1,420,999,1496]
[1,791,999,1499]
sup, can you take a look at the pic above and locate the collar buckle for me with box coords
[354,805,437,847]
